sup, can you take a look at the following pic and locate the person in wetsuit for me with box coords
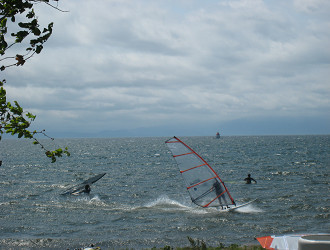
[213,180,228,208]
[83,184,91,194]
[244,174,257,184]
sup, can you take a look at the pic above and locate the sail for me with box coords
[81,173,106,185]
[61,173,106,195]
[165,137,235,208]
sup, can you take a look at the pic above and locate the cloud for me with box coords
[2,0,329,137]
[293,0,330,13]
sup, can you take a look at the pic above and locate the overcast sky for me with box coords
[3,0,330,138]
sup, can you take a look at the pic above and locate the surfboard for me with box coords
[227,198,257,211]
[60,173,106,195]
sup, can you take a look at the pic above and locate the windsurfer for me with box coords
[83,184,91,194]
[244,174,257,184]
[213,180,228,208]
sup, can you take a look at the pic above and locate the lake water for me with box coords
[0,135,329,249]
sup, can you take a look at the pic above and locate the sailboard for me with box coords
[60,173,106,195]
[165,136,237,210]
[256,234,330,250]
[226,198,257,211]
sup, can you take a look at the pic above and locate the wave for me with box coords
[130,195,216,215]
[144,195,189,208]
[119,195,264,215]
[231,203,264,213]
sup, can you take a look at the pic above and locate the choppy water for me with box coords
[0,135,329,249]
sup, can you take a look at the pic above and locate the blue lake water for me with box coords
[0,135,329,249]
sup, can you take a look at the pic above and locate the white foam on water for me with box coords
[144,195,187,208]
[88,195,108,206]
[132,195,217,215]
[231,203,264,213]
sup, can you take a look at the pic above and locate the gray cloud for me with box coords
[3,0,329,137]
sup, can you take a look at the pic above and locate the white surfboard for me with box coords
[227,199,257,211]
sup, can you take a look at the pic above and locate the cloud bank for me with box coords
[3,0,330,137]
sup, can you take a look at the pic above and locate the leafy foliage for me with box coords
[187,236,207,250]
[0,0,55,70]
[0,0,69,163]
[154,236,264,249]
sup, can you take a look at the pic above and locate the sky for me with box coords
[2,0,330,138]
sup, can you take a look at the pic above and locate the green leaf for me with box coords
[35,44,43,54]
[32,27,41,36]
[26,10,35,19]
[14,30,29,43]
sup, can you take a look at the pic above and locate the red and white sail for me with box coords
[165,136,235,208]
